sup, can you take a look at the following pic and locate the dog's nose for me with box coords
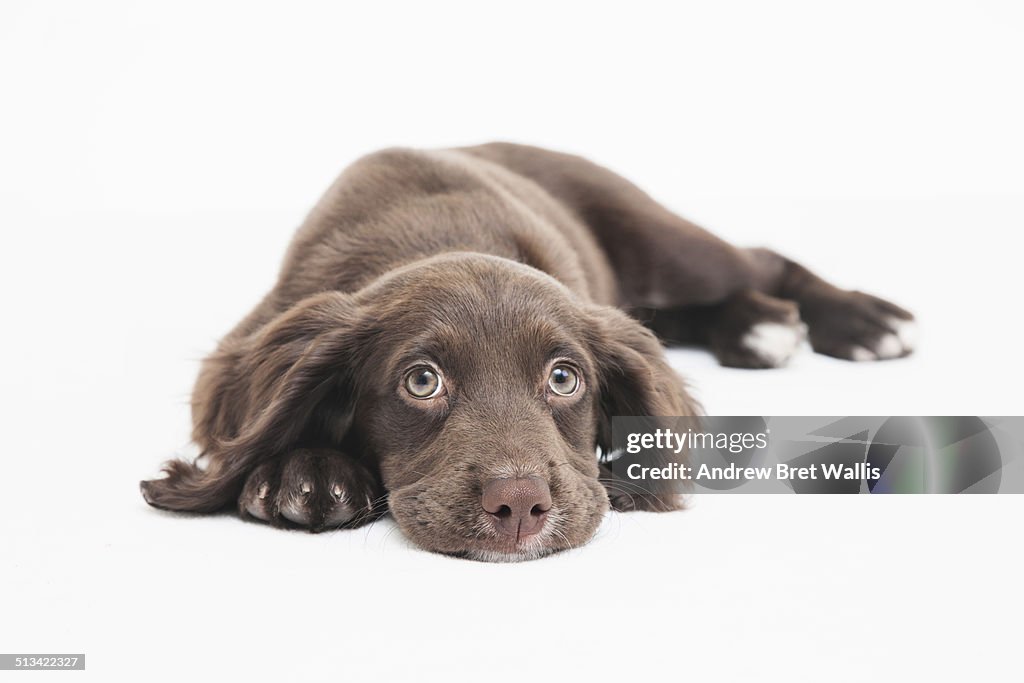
[481,477,552,539]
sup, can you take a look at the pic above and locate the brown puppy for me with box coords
[141,143,914,561]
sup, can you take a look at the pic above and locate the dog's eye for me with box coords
[548,365,580,396]
[405,366,443,399]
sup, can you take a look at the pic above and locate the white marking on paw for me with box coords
[874,333,903,359]
[850,346,877,361]
[889,317,918,352]
[257,482,269,500]
[741,322,805,367]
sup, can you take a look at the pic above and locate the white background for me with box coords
[2,1,1022,681]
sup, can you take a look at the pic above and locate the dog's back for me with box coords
[260,148,618,330]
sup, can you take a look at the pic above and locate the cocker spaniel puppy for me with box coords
[141,143,914,561]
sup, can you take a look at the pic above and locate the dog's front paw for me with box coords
[801,290,916,361]
[239,449,384,531]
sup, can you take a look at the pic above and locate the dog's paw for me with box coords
[711,290,807,368]
[802,290,916,361]
[239,449,384,531]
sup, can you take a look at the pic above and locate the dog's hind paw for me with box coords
[710,290,807,368]
[802,290,916,361]
[239,449,384,531]
[740,320,807,368]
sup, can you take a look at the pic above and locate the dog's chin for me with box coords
[393,499,606,562]
[433,536,565,562]
[424,533,566,562]
[421,523,580,563]
[462,546,562,563]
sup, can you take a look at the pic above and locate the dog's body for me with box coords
[142,143,915,560]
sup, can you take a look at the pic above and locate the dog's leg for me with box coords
[639,249,915,366]
[747,248,916,362]
[639,289,809,369]
[239,449,385,531]
[464,143,915,365]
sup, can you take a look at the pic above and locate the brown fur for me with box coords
[141,143,913,561]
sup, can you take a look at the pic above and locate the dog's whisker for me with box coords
[596,477,660,493]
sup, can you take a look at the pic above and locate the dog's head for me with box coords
[198,253,695,560]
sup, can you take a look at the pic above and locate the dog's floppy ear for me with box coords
[586,305,700,510]
[141,292,368,512]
